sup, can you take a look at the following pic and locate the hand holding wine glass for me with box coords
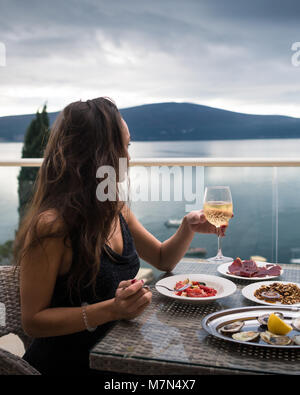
[203,186,233,263]
[185,210,228,236]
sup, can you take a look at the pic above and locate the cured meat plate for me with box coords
[217,259,283,281]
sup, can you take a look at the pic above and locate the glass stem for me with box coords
[217,228,223,258]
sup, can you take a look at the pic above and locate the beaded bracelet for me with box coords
[81,302,97,332]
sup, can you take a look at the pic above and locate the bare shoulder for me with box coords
[35,209,66,237]
[23,209,68,253]
[21,209,72,275]
[120,204,146,233]
[121,203,133,224]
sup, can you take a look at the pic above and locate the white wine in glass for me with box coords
[203,186,233,263]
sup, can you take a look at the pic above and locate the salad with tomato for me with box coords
[174,278,217,298]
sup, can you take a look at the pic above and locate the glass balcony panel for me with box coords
[1,158,300,276]
[277,167,300,264]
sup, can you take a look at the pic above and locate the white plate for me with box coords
[242,280,300,307]
[217,261,283,281]
[155,274,237,304]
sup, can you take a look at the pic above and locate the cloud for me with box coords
[0,0,299,117]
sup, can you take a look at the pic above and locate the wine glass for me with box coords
[203,186,233,263]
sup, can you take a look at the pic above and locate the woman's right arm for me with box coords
[20,216,151,338]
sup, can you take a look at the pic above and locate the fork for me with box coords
[157,282,206,292]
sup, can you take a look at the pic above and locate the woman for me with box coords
[15,97,227,375]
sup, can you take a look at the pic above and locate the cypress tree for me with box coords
[0,104,50,265]
[18,104,50,220]
[0,104,50,264]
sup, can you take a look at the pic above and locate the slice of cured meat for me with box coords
[255,264,281,277]
[266,265,281,276]
[231,259,258,277]
[242,260,258,273]
[228,257,243,274]
[255,267,269,277]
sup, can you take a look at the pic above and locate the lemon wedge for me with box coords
[267,313,292,335]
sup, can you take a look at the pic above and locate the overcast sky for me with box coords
[0,0,299,117]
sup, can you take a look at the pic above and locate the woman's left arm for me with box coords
[125,207,226,272]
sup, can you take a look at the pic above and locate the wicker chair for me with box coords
[0,265,40,375]
[0,348,40,375]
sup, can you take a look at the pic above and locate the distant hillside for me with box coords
[0,102,300,142]
[0,111,59,142]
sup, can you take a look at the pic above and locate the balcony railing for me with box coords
[1,157,300,167]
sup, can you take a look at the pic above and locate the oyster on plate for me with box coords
[293,335,300,345]
[220,321,244,333]
[291,317,300,331]
[260,331,292,346]
[257,312,284,327]
[232,331,260,342]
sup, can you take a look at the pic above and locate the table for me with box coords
[90,260,300,375]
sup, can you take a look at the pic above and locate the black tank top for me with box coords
[23,213,140,375]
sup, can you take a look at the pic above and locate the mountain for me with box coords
[0,102,300,142]
[0,112,59,142]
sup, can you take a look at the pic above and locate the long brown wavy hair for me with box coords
[14,97,129,299]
